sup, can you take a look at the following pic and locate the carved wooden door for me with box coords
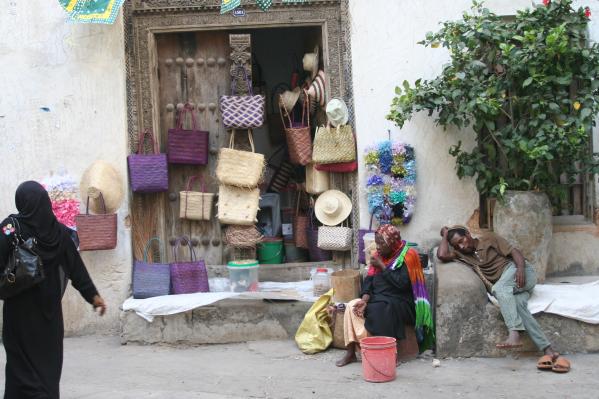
[155,31,231,264]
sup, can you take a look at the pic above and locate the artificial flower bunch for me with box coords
[364,140,416,225]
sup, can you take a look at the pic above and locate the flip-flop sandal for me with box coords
[536,354,554,370]
[496,343,523,349]
[552,357,571,373]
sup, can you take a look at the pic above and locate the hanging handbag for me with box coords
[132,237,171,299]
[306,163,329,194]
[293,191,309,249]
[76,193,117,251]
[307,207,332,262]
[220,66,265,129]
[280,92,312,166]
[225,225,263,248]
[128,129,169,193]
[312,124,356,164]
[167,104,210,165]
[216,130,265,188]
[317,221,353,251]
[0,217,44,300]
[170,236,209,294]
[217,185,260,226]
[179,176,214,221]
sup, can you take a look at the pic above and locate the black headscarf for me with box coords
[14,181,67,258]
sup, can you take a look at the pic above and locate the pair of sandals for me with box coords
[537,354,571,373]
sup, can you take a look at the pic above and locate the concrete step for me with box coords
[434,260,599,357]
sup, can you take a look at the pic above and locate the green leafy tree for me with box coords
[387,0,599,200]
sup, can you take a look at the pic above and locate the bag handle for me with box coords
[143,237,165,263]
[176,103,198,130]
[231,65,253,96]
[172,236,196,262]
[137,129,159,155]
[85,192,107,215]
[229,129,256,153]
[182,176,206,220]
[295,190,304,218]
[279,90,310,129]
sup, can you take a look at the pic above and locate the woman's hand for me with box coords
[352,299,367,318]
[371,254,385,271]
[92,295,107,316]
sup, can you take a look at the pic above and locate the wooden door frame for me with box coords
[124,0,360,266]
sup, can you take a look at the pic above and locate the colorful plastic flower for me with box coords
[543,0,550,6]
[585,6,591,18]
[3,224,15,236]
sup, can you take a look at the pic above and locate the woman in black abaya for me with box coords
[0,181,106,398]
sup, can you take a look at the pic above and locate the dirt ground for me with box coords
[0,336,596,398]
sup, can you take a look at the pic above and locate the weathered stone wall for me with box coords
[0,3,129,335]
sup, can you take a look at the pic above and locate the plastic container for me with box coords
[227,260,259,292]
[313,267,332,297]
[360,336,397,383]
[258,238,284,264]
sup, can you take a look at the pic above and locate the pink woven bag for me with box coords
[167,104,209,165]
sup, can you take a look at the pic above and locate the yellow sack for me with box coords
[295,288,334,354]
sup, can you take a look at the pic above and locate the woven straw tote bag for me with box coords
[280,93,312,166]
[170,236,209,294]
[317,221,353,251]
[132,237,171,299]
[305,163,329,194]
[216,130,265,188]
[219,65,265,129]
[127,129,169,193]
[217,185,260,226]
[167,104,209,165]
[312,124,356,164]
[179,176,214,221]
[293,191,310,249]
[225,225,263,248]
[76,192,117,251]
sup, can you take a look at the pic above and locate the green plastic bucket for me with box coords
[258,238,284,264]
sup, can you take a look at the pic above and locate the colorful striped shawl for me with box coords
[391,246,435,352]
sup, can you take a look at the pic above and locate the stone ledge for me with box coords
[120,299,313,345]
[435,259,599,357]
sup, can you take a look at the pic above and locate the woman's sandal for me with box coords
[551,357,571,373]
[536,354,554,370]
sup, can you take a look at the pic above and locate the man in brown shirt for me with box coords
[437,225,570,373]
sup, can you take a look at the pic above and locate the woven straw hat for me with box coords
[315,190,352,226]
[303,46,319,79]
[326,98,349,127]
[79,160,124,214]
[280,87,301,113]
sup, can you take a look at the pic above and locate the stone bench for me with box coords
[434,259,599,357]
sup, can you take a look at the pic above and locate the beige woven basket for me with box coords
[179,176,214,221]
[217,185,260,225]
[305,163,330,194]
[312,125,356,164]
[216,130,265,188]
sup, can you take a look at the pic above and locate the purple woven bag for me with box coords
[170,236,209,294]
[132,237,171,299]
[168,104,209,165]
[128,130,169,193]
[219,66,265,129]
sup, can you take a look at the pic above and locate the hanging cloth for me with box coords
[59,0,125,24]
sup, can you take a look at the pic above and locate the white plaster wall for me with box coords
[0,2,129,334]
[349,0,599,275]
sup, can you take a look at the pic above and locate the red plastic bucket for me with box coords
[360,336,397,383]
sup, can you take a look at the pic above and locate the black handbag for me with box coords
[0,217,44,300]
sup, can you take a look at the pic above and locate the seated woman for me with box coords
[336,225,434,367]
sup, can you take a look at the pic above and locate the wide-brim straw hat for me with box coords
[315,189,352,226]
[326,98,349,127]
[79,160,124,214]
[303,46,319,79]
[280,87,301,113]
